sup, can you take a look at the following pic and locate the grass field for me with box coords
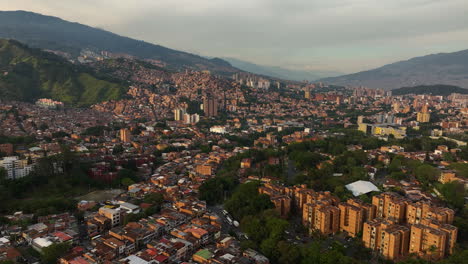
[77,189,124,202]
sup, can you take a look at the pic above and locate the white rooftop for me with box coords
[0,237,9,244]
[120,202,139,210]
[345,180,380,196]
[122,255,150,264]
[33,237,53,248]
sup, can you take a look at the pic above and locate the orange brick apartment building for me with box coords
[258,183,458,261]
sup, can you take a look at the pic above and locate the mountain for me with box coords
[320,49,468,89]
[392,85,468,96]
[0,11,239,75]
[0,39,126,106]
[223,57,342,81]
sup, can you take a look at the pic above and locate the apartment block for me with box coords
[409,219,457,260]
[410,223,446,260]
[120,128,131,143]
[258,184,291,218]
[303,200,340,235]
[373,192,409,224]
[99,207,124,227]
[270,196,291,218]
[339,202,364,237]
[0,156,34,179]
[203,95,218,117]
[347,198,376,222]
[406,201,454,225]
[362,218,409,261]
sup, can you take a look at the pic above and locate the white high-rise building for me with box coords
[0,156,34,179]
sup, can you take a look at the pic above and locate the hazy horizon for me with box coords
[1,0,468,74]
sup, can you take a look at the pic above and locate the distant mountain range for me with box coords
[391,85,468,96]
[0,39,126,106]
[222,57,342,82]
[0,11,239,76]
[320,49,468,89]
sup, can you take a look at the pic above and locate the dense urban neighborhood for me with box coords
[1,58,468,264]
[0,7,468,264]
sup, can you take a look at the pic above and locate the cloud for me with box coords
[1,0,467,72]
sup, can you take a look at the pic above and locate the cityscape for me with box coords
[0,2,468,264]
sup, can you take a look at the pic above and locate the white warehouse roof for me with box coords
[345,180,380,196]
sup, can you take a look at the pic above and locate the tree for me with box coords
[388,157,403,173]
[199,176,238,205]
[144,192,164,205]
[390,171,406,180]
[41,243,72,264]
[300,242,321,264]
[442,152,455,162]
[439,181,466,209]
[121,178,135,187]
[224,181,274,221]
[278,241,301,264]
[415,164,439,184]
[0,168,6,182]
[449,163,468,178]
[260,238,280,260]
[118,168,138,182]
[112,144,124,155]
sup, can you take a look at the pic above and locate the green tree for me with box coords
[199,176,238,205]
[449,163,468,178]
[224,182,274,221]
[442,152,455,162]
[439,181,466,209]
[121,178,135,187]
[0,168,6,182]
[112,144,124,155]
[415,164,439,184]
[41,243,72,264]
[278,241,301,264]
[144,192,164,205]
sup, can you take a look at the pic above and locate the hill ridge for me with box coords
[0,10,239,76]
[0,39,127,106]
[320,49,468,89]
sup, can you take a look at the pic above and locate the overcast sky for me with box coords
[1,0,468,73]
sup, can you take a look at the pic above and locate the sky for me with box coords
[1,0,468,73]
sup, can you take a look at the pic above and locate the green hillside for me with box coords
[0,11,239,76]
[392,84,468,96]
[0,39,127,106]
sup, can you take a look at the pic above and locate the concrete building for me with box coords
[358,123,407,139]
[417,104,431,123]
[372,192,409,224]
[258,184,291,218]
[0,156,34,179]
[339,202,364,237]
[203,95,218,117]
[303,200,340,235]
[406,201,454,225]
[99,207,123,227]
[409,219,457,260]
[174,108,186,121]
[347,198,376,222]
[362,218,410,261]
[120,128,131,143]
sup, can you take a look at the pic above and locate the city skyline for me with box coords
[1,0,468,73]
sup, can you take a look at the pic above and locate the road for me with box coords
[208,205,246,239]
